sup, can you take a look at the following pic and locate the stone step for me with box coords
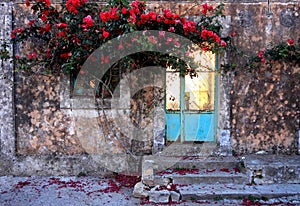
[154,169,248,185]
[244,154,300,184]
[141,155,300,204]
[154,142,217,157]
[178,183,300,201]
[142,155,247,187]
[143,155,244,172]
[169,156,243,170]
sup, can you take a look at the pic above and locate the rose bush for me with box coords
[1,0,232,74]
[249,38,300,70]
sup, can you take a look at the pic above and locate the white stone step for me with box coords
[154,169,248,185]
[178,183,300,201]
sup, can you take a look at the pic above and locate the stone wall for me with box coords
[0,0,299,175]
[15,74,84,155]
[231,61,300,154]
[0,2,14,161]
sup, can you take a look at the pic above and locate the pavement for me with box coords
[1,175,300,206]
[0,176,142,206]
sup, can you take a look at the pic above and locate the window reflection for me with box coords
[184,72,215,111]
[166,72,180,111]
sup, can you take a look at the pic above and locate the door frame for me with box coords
[164,53,219,143]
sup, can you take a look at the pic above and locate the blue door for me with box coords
[165,52,217,142]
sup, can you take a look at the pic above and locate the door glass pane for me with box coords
[191,49,216,72]
[166,72,180,111]
[184,72,215,111]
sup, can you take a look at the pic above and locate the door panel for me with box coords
[183,113,214,141]
[165,113,180,141]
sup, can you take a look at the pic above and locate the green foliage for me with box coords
[77,171,87,177]
[248,38,300,71]
[0,40,9,62]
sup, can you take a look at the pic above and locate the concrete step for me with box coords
[178,183,300,201]
[155,142,217,157]
[142,155,247,187]
[141,155,300,204]
[154,169,248,185]
[143,155,244,172]
[169,156,243,170]
[244,154,300,184]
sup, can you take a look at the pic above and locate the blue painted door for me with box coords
[165,52,217,142]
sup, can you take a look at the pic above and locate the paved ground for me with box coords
[0,176,141,206]
[1,175,300,206]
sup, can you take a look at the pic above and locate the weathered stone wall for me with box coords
[15,74,84,155]
[231,61,300,154]
[0,2,14,160]
[11,1,300,154]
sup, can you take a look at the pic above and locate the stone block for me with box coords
[149,189,170,203]
[132,182,149,198]
[142,159,155,186]
[170,191,181,202]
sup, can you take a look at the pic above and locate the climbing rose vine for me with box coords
[1,0,232,74]
[249,38,300,70]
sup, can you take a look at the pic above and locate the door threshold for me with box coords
[166,141,215,145]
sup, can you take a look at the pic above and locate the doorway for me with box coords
[165,51,218,142]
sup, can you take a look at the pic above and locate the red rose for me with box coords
[103,31,109,38]
[287,39,294,46]
[45,24,51,32]
[46,0,51,7]
[164,10,172,19]
[28,20,35,26]
[40,0,51,7]
[46,48,51,58]
[201,29,208,40]
[57,23,68,29]
[60,52,72,59]
[168,27,175,32]
[202,46,209,51]
[43,10,49,16]
[149,12,157,21]
[40,14,47,22]
[32,52,37,58]
[110,8,118,20]
[121,7,127,15]
[57,32,66,37]
[66,0,86,14]
[28,52,37,59]
[258,48,265,58]
[213,33,220,43]
[202,3,208,15]
[83,15,93,27]
[207,30,213,37]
